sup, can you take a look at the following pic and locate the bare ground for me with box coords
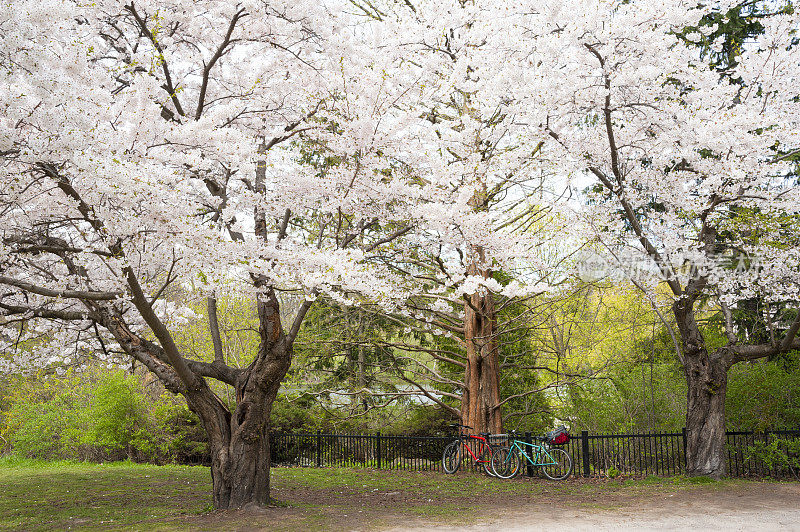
[191,472,800,531]
[3,462,797,531]
[390,481,800,531]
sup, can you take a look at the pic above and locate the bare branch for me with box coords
[195,8,247,119]
[125,3,186,117]
[207,295,225,364]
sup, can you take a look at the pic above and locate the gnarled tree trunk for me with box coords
[683,349,729,478]
[187,291,291,509]
[674,299,729,478]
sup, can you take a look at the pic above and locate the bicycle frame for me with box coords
[459,433,492,463]
[507,439,559,467]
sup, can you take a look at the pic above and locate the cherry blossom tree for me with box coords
[513,0,800,476]
[0,0,420,508]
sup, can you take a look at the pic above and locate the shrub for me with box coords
[726,353,800,431]
[0,369,208,464]
[745,437,800,479]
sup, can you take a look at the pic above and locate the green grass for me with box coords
[0,458,210,531]
[0,459,775,531]
[272,465,593,496]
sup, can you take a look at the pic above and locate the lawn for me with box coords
[0,458,210,531]
[0,458,789,531]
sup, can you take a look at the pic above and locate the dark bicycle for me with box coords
[441,423,499,476]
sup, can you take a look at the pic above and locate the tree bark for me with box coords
[188,290,291,509]
[461,252,503,435]
[673,299,729,478]
[683,349,729,478]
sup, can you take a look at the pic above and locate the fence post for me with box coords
[376,431,382,469]
[682,427,688,471]
[581,430,590,477]
[316,430,322,467]
[524,432,534,477]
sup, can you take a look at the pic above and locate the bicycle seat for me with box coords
[479,432,491,437]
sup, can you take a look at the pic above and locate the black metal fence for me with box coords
[270,429,800,478]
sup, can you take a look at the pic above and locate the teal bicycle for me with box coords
[490,429,573,480]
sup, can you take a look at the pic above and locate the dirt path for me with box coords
[389,482,800,531]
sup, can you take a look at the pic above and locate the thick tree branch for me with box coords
[0,275,121,301]
[779,310,800,352]
[730,310,800,363]
[95,311,186,394]
[0,302,92,322]
[363,225,412,252]
[277,208,292,241]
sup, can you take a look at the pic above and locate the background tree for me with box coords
[338,0,577,435]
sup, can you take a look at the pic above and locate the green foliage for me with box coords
[84,374,149,454]
[271,390,453,436]
[547,284,689,433]
[493,273,554,434]
[745,438,800,478]
[271,394,318,432]
[552,283,800,434]
[557,337,800,433]
[557,358,687,433]
[726,352,800,431]
[380,404,454,436]
[291,297,407,416]
[0,369,207,464]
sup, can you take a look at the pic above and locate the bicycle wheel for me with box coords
[541,447,572,480]
[491,447,521,479]
[442,440,462,474]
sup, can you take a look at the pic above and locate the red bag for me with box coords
[547,426,570,445]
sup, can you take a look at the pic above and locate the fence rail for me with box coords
[270,429,800,479]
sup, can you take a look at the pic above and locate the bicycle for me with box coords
[441,423,499,476]
[490,429,573,480]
